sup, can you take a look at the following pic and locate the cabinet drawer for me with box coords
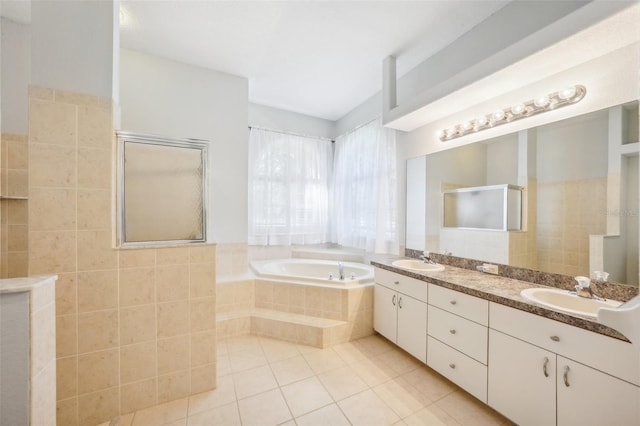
[428,306,488,364]
[427,336,488,403]
[490,302,640,385]
[429,284,488,325]
[375,267,427,302]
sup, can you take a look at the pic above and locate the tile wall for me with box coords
[26,86,217,426]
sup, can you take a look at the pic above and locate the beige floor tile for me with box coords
[295,403,351,426]
[338,389,401,426]
[436,391,509,426]
[237,389,292,426]
[229,348,268,372]
[399,367,457,403]
[131,398,188,426]
[164,419,187,426]
[280,377,333,417]
[216,339,229,356]
[260,337,300,362]
[278,421,297,426]
[188,376,236,416]
[217,353,232,377]
[318,365,369,401]
[232,364,278,399]
[225,335,262,354]
[353,335,396,357]
[303,347,347,374]
[376,348,423,375]
[332,341,370,364]
[270,355,314,386]
[349,357,398,387]
[372,379,428,418]
[118,413,135,425]
[403,404,461,426]
[187,401,240,426]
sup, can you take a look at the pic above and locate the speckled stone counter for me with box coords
[371,258,635,342]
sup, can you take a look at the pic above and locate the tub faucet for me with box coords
[338,262,344,280]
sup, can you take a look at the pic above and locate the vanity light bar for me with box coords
[438,85,586,142]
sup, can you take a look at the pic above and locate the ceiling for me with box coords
[1,0,511,121]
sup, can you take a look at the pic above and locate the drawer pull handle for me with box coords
[543,357,549,378]
[450,300,457,305]
[398,297,403,309]
[449,329,456,335]
[550,335,560,342]
[392,294,396,306]
[449,363,456,369]
[394,281,400,285]
[563,365,570,387]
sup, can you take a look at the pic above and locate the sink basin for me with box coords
[391,259,445,272]
[520,287,622,318]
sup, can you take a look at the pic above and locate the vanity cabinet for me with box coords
[373,268,427,361]
[489,302,640,426]
[426,284,489,402]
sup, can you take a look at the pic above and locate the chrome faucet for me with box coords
[338,262,344,280]
[571,276,605,301]
[419,251,436,264]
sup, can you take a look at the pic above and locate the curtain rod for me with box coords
[248,126,334,143]
[334,116,380,140]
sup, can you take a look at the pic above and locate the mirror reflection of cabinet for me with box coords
[405,102,639,286]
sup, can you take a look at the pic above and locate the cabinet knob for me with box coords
[542,357,549,378]
[563,365,571,387]
[449,363,456,369]
[394,281,400,285]
[450,300,457,305]
[449,329,456,335]
[392,294,396,306]
[550,335,560,342]
[398,297,403,309]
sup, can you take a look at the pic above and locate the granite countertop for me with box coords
[0,275,58,294]
[371,259,629,342]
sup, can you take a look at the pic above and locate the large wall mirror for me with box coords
[406,101,639,286]
[117,132,208,246]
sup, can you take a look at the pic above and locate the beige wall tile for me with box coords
[120,305,156,345]
[77,189,110,230]
[77,229,116,271]
[156,264,189,302]
[118,248,156,269]
[55,273,77,315]
[189,245,216,263]
[156,247,190,265]
[77,349,118,394]
[7,251,28,278]
[158,370,190,404]
[77,310,118,354]
[29,188,76,231]
[120,378,157,415]
[77,270,117,313]
[77,106,113,149]
[56,314,77,357]
[157,335,189,375]
[190,297,216,332]
[78,147,111,189]
[29,86,54,101]
[29,230,77,274]
[190,330,216,367]
[30,143,76,188]
[7,169,28,197]
[119,267,155,307]
[190,363,216,394]
[54,89,112,109]
[120,341,157,384]
[189,262,216,298]
[157,300,189,338]
[57,356,78,400]
[77,387,119,426]
[7,224,27,251]
[8,138,28,169]
[29,99,76,145]
[7,199,28,224]
[56,397,78,426]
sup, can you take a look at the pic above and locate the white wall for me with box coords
[249,103,335,140]
[119,49,249,244]
[1,18,30,135]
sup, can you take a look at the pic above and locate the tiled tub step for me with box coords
[217,309,350,348]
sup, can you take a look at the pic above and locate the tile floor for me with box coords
[100,334,513,426]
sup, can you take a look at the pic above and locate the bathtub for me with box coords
[250,258,374,286]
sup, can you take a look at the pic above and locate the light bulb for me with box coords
[446,127,458,138]
[511,104,526,115]
[492,110,505,121]
[461,121,473,131]
[475,116,488,128]
[437,129,447,139]
[534,95,550,108]
[558,86,577,100]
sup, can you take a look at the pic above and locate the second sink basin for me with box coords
[391,259,445,272]
[520,287,622,318]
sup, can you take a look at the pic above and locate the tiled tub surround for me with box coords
[376,255,638,340]
[217,278,374,347]
[27,86,218,426]
[0,275,57,426]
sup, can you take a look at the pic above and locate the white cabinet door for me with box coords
[397,294,427,362]
[557,356,640,426]
[488,330,556,426]
[374,284,397,343]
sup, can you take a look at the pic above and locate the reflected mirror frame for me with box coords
[116,131,208,247]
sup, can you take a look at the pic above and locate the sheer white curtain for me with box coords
[331,117,399,254]
[248,128,332,245]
